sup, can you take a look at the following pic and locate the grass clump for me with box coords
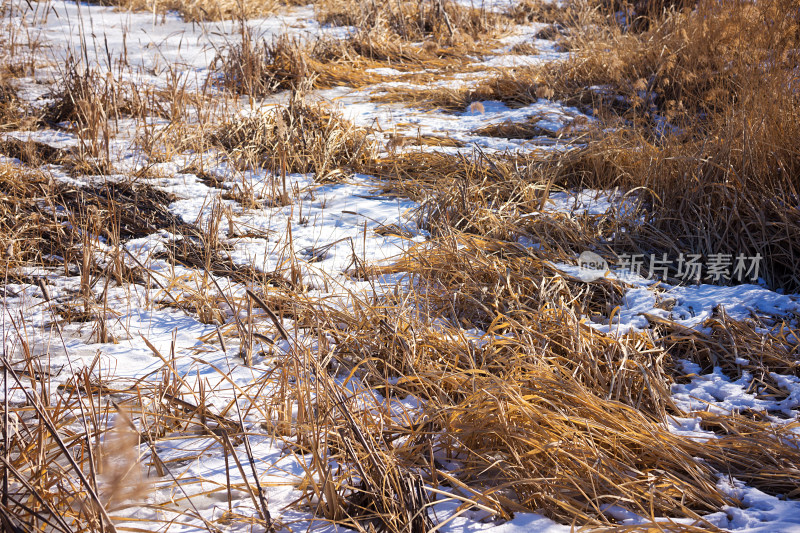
[84,0,300,22]
[316,0,506,45]
[211,31,385,96]
[210,25,484,97]
[213,88,374,180]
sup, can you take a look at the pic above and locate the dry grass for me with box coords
[83,0,301,22]
[0,78,38,131]
[211,31,385,96]
[474,114,591,139]
[44,57,190,173]
[213,87,375,181]
[246,230,800,527]
[372,0,800,290]
[2,0,800,531]
[210,25,490,97]
[315,0,508,45]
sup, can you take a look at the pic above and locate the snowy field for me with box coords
[1,0,799,531]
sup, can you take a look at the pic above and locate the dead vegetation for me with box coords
[0,79,38,131]
[211,31,383,96]
[373,0,800,291]
[83,0,296,22]
[315,0,508,45]
[210,25,490,97]
[213,87,374,180]
[2,0,800,531]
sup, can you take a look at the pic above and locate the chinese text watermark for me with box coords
[577,252,762,283]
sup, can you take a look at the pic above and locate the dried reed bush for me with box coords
[213,88,374,180]
[510,0,795,123]
[331,273,668,415]
[0,159,189,291]
[84,0,293,22]
[157,234,296,288]
[158,270,229,325]
[46,61,126,127]
[362,151,539,205]
[316,0,506,45]
[688,413,800,498]
[547,123,800,290]
[45,58,178,168]
[660,311,800,399]
[361,151,634,258]
[311,238,799,526]
[258,336,435,531]
[377,0,798,122]
[346,27,471,64]
[0,137,69,166]
[303,296,695,526]
[0,163,66,268]
[57,180,189,241]
[424,369,727,523]
[211,30,386,96]
[375,233,624,338]
[209,26,475,98]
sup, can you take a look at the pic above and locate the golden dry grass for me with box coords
[213,88,375,181]
[315,0,508,45]
[84,0,300,22]
[2,0,800,531]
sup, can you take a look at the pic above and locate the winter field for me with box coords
[0,0,799,531]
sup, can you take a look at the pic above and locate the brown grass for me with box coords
[210,25,490,97]
[213,87,375,181]
[0,79,38,131]
[372,0,800,290]
[315,0,508,45]
[83,0,303,22]
[3,0,800,531]
[249,230,800,527]
[210,31,379,96]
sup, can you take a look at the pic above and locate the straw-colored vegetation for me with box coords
[84,0,295,22]
[213,86,375,180]
[1,0,799,531]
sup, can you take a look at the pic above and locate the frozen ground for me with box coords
[2,1,799,532]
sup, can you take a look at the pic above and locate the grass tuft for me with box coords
[213,87,374,180]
